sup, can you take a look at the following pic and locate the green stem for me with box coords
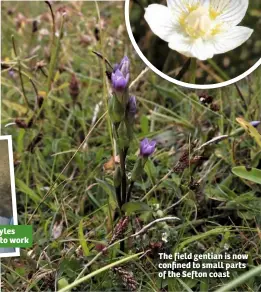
[118,146,128,253]
[189,58,197,84]
[175,58,191,81]
[12,35,30,110]
[126,181,134,203]
[58,253,142,292]
[115,185,122,211]
[44,1,56,42]
[207,58,230,81]
[47,14,65,92]
[95,2,115,159]
[119,147,128,253]
[119,149,127,206]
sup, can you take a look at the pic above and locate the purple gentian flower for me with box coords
[8,69,15,78]
[250,121,260,128]
[127,96,137,118]
[118,56,130,77]
[111,56,130,92]
[140,138,156,157]
[111,69,129,92]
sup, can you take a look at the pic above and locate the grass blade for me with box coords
[58,252,143,292]
[214,265,261,292]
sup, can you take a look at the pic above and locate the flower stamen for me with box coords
[183,7,212,38]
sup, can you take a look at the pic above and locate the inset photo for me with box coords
[0,136,19,257]
[126,0,261,88]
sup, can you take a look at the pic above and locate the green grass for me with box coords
[1,1,261,291]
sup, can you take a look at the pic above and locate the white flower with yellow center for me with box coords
[144,0,253,60]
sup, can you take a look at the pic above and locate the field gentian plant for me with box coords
[108,56,156,210]
[144,0,253,61]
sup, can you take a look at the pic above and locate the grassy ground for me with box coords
[1,1,261,291]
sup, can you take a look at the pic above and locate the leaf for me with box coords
[2,100,28,115]
[96,178,117,209]
[78,219,90,256]
[122,202,152,215]
[238,211,255,220]
[177,279,193,292]
[59,258,82,279]
[16,179,42,203]
[214,265,261,292]
[236,117,261,148]
[206,185,236,202]
[47,16,65,91]
[17,128,25,153]
[58,278,70,291]
[140,115,149,135]
[154,130,177,147]
[176,227,229,251]
[96,178,115,197]
[232,166,261,185]
[144,159,157,182]
[196,135,229,150]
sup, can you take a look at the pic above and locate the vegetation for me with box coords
[1,1,261,291]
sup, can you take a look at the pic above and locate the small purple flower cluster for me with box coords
[109,56,136,121]
[140,138,156,157]
[111,56,130,93]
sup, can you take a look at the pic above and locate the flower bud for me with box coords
[118,56,130,77]
[111,56,130,94]
[111,69,129,93]
[156,210,164,218]
[127,95,137,120]
[250,121,260,128]
[108,95,125,123]
[69,74,80,102]
[140,138,156,157]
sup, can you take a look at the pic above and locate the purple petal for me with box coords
[140,138,156,157]
[111,70,128,91]
[250,121,261,128]
[119,56,130,78]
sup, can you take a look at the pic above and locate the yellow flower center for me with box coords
[184,7,212,38]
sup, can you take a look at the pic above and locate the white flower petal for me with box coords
[145,0,253,61]
[167,0,207,12]
[167,0,208,21]
[210,0,249,27]
[168,34,215,60]
[144,4,177,42]
[209,26,253,54]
